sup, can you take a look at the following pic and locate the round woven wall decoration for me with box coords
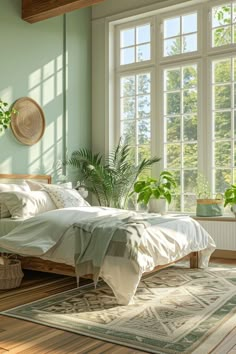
[11,97,45,145]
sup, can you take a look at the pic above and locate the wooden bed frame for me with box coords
[18,252,199,278]
[0,173,199,279]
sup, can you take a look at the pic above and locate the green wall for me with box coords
[0,0,91,182]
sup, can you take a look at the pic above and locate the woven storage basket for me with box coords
[0,259,24,290]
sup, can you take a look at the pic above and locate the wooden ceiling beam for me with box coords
[22,0,105,23]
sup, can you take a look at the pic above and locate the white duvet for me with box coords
[0,207,216,304]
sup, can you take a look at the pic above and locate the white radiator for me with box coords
[197,220,236,250]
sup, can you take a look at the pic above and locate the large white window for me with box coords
[113,1,236,213]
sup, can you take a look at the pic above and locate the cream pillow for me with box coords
[42,184,90,208]
[0,190,57,219]
[26,180,73,191]
[0,182,31,218]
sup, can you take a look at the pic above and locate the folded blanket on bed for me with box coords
[72,213,182,282]
[73,213,145,282]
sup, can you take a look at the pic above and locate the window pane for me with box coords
[164,17,180,38]
[213,26,231,47]
[212,4,231,28]
[166,116,181,142]
[138,119,150,144]
[234,3,236,23]
[213,60,231,83]
[166,92,181,115]
[138,145,151,163]
[235,142,236,166]
[184,143,198,167]
[234,110,236,138]
[165,69,181,91]
[184,194,196,212]
[214,112,231,139]
[183,34,197,53]
[121,76,135,97]
[121,47,135,65]
[215,141,231,167]
[182,13,197,34]
[121,28,135,47]
[138,73,151,94]
[184,115,197,141]
[184,170,198,192]
[137,95,150,118]
[215,169,231,192]
[214,85,231,109]
[169,194,181,212]
[166,144,181,168]
[183,89,197,113]
[121,120,136,145]
[164,38,181,56]
[183,66,197,89]
[137,24,150,44]
[121,97,135,119]
[137,44,151,62]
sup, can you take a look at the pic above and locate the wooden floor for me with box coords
[0,258,235,354]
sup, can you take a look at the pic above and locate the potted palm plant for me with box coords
[131,171,177,213]
[66,141,161,209]
[224,184,236,217]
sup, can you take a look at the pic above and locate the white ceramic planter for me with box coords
[148,199,167,214]
[231,204,236,218]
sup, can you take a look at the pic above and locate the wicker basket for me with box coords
[0,259,24,290]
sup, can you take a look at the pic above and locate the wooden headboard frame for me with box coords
[0,174,51,184]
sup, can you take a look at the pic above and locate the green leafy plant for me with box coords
[65,141,161,209]
[0,99,17,132]
[132,171,177,205]
[224,184,236,207]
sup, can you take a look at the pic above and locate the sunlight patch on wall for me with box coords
[0,87,14,104]
[28,69,42,103]
[0,157,13,172]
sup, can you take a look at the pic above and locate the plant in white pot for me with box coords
[131,171,177,214]
[224,184,236,217]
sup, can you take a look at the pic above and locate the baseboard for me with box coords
[211,249,236,259]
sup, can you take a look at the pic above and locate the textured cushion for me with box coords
[42,184,90,208]
[0,182,31,218]
[0,191,57,219]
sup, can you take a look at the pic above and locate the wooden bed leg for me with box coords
[190,252,199,268]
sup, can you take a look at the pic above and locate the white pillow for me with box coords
[42,184,90,208]
[0,182,31,218]
[25,180,48,191]
[0,191,57,219]
[26,180,73,191]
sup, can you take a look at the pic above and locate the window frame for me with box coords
[111,0,236,213]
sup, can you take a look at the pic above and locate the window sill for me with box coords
[191,216,236,222]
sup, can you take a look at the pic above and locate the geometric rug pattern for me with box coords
[1,265,236,354]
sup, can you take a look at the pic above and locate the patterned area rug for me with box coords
[1,265,236,354]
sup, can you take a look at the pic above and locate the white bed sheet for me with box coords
[0,207,216,304]
[39,212,216,304]
[0,218,24,237]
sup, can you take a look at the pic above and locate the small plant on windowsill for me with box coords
[224,184,236,218]
[195,174,224,217]
[0,99,17,133]
[131,171,177,214]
